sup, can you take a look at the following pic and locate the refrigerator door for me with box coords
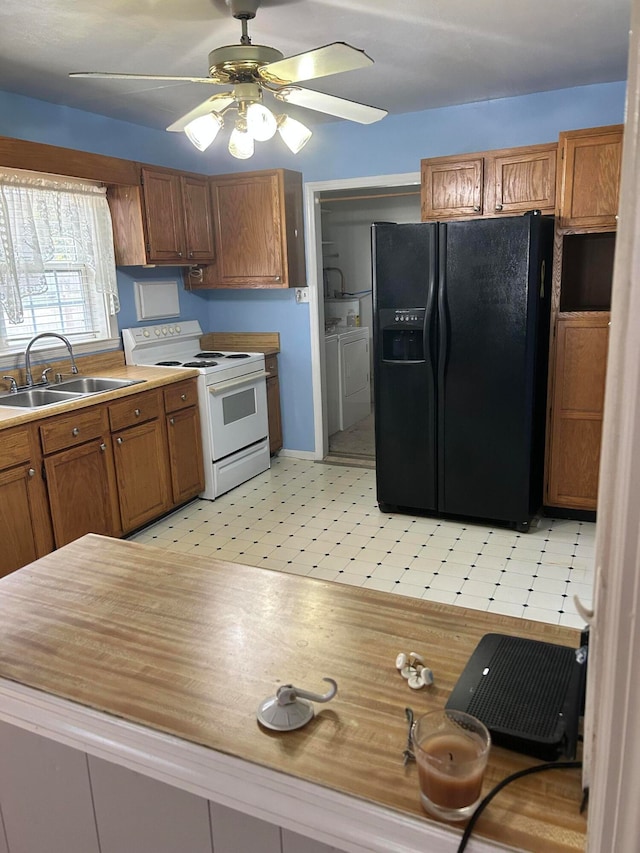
[372,222,438,511]
[437,215,552,527]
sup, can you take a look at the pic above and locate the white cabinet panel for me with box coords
[282,829,341,853]
[0,721,100,853]
[209,802,281,853]
[88,755,213,853]
[0,805,9,853]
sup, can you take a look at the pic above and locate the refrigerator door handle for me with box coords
[437,229,449,385]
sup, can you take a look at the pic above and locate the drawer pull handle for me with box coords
[495,203,503,211]
[169,417,175,425]
[181,393,187,401]
[72,427,80,436]
[134,408,141,416]
[116,437,124,445]
[100,443,106,452]
[28,468,35,478]
[473,205,481,212]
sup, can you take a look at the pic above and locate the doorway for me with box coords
[304,173,422,464]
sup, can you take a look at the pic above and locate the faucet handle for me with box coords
[3,375,18,393]
[40,367,53,385]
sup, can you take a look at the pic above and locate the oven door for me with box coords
[207,371,269,460]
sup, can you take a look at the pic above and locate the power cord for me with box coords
[456,760,583,853]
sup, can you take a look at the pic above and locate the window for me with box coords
[0,169,120,356]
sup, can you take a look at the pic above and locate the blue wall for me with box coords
[0,81,627,451]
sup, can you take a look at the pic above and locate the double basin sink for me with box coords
[0,377,145,410]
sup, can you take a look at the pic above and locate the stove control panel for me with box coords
[124,321,203,344]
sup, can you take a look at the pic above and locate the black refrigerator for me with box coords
[371,215,553,532]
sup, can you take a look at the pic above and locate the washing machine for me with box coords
[326,326,371,433]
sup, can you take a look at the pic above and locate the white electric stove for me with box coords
[122,321,270,500]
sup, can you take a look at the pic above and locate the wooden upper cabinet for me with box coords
[193,169,306,289]
[556,125,623,231]
[421,143,557,221]
[421,155,483,220]
[180,174,216,262]
[108,167,216,266]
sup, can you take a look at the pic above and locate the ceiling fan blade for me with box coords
[166,94,235,132]
[70,71,218,85]
[258,42,373,86]
[274,87,387,124]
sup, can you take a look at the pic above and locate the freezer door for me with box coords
[437,216,552,526]
[372,222,438,511]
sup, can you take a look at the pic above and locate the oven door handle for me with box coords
[208,370,268,396]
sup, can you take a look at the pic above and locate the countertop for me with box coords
[0,364,199,430]
[0,534,587,852]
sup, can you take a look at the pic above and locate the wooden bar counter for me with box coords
[0,535,586,853]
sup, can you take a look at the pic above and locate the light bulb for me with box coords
[228,122,255,160]
[277,114,312,154]
[184,113,223,152]
[246,103,277,142]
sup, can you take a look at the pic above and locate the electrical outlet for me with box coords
[295,288,310,303]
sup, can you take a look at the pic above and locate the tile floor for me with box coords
[129,456,594,629]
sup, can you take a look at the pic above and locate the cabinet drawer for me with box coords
[40,407,108,454]
[2,427,31,469]
[264,354,279,378]
[164,379,199,413]
[108,389,162,431]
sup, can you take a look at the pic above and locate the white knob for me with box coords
[175,325,181,333]
[154,329,161,337]
[143,330,150,338]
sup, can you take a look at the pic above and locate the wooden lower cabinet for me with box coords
[108,389,172,532]
[43,437,121,547]
[546,314,610,510]
[265,353,282,455]
[0,425,53,577]
[165,408,205,504]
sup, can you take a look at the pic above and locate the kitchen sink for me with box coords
[53,376,145,394]
[0,388,84,408]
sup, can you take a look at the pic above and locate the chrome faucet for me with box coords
[24,333,79,387]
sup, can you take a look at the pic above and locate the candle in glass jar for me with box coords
[412,709,491,821]
[417,732,486,810]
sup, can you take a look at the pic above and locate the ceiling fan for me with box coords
[69,0,387,159]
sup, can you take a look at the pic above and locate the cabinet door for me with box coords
[166,407,205,504]
[489,146,557,215]
[557,126,623,230]
[210,173,285,286]
[181,174,216,263]
[546,315,609,510]
[44,439,121,547]
[0,464,39,577]
[421,156,483,220]
[112,419,171,532]
[141,168,186,262]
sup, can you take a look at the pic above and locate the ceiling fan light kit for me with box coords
[69,0,387,160]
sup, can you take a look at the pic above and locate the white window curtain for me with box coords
[0,171,119,324]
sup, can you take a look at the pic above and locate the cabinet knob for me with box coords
[169,417,175,426]
[72,427,80,436]
[134,408,141,416]
[495,203,503,211]
[28,468,35,478]
[473,205,481,212]
[180,393,187,401]
[177,252,183,258]
[116,437,124,445]
[188,251,193,258]
[275,276,281,282]
[100,443,107,452]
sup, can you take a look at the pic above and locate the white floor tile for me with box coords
[128,457,595,627]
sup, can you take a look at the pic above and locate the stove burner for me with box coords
[225,352,251,359]
[195,351,225,358]
[156,361,182,366]
[182,360,219,368]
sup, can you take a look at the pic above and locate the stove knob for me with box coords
[143,330,150,338]
[168,326,175,334]
[175,325,181,333]
[161,327,168,336]
[154,328,161,337]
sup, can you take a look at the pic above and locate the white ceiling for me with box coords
[0,0,631,132]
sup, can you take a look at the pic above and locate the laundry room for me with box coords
[319,185,422,464]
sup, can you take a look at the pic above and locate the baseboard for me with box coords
[276,448,317,461]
